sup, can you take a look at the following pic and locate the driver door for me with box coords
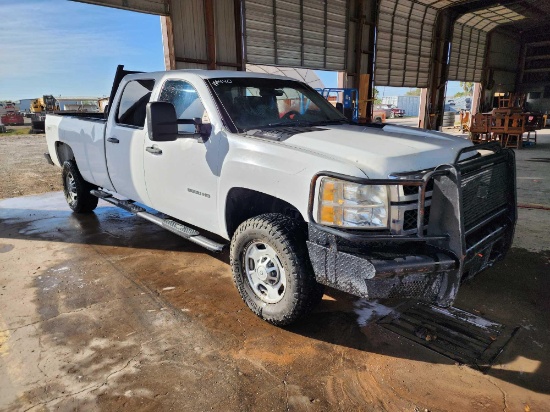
[143,80,219,234]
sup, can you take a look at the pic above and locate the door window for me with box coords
[116,79,155,128]
[159,80,207,133]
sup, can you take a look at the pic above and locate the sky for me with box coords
[0,0,164,101]
[0,0,462,101]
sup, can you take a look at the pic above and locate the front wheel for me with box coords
[62,160,98,213]
[230,214,324,326]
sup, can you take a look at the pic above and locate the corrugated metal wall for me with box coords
[173,0,207,69]
[397,95,420,116]
[486,30,521,93]
[375,0,437,87]
[448,6,525,83]
[447,24,486,82]
[171,0,239,70]
[245,0,347,71]
[215,0,238,70]
[79,0,521,92]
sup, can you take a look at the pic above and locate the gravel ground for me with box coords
[0,134,61,199]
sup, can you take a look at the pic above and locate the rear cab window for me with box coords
[116,79,155,128]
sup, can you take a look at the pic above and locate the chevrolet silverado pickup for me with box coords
[45,66,517,325]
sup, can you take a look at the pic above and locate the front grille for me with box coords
[461,162,509,230]
[403,179,434,196]
[392,158,510,235]
[403,206,431,231]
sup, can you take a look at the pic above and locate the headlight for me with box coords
[317,177,389,229]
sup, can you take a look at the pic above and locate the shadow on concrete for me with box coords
[0,193,230,262]
[1,193,549,394]
[289,247,550,394]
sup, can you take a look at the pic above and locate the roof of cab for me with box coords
[123,69,294,83]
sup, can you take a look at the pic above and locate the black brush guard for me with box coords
[306,142,517,306]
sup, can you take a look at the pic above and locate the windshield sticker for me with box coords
[212,79,232,86]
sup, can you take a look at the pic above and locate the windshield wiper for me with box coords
[263,120,313,128]
[264,118,349,128]
[308,118,349,126]
[241,118,349,132]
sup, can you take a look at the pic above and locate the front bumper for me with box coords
[306,142,517,307]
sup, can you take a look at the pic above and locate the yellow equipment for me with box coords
[30,95,59,113]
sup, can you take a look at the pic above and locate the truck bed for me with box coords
[46,113,113,191]
[54,111,106,120]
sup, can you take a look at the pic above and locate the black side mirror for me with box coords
[146,102,178,142]
[193,117,212,143]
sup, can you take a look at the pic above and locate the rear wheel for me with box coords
[62,160,98,213]
[230,213,324,326]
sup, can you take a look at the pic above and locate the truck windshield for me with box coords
[207,77,348,132]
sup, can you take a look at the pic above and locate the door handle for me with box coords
[146,145,163,155]
[107,137,119,143]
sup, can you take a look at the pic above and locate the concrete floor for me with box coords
[1,132,550,411]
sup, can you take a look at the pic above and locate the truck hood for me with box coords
[283,124,473,178]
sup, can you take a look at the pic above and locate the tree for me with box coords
[373,87,382,104]
[406,88,422,96]
[461,82,474,94]
[454,82,474,97]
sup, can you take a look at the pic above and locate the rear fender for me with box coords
[55,142,75,165]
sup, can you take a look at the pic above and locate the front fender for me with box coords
[217,134,366,239]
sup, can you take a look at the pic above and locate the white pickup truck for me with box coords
[45,66,517,325]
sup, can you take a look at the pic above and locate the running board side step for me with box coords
[90,189,225,253]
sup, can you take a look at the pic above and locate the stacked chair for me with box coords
[490,112,508,145]
[469,113,491,144]
[468,110,543,150]
[503,113,525,149]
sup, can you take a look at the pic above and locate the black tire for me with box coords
[62,160,98,213]
[230,213,324,326]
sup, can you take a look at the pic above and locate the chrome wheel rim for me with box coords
[244,241,286,304]
[65,172,77,205]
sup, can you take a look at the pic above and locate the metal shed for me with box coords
[73,0,550,129]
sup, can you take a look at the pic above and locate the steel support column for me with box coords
[479,30,493,112]
[346,0,377,122]
[161,15,176,70]
[423,9,455,130]
[234,0,246,70]
[471,83,482,115]
[363,0,376,122]
[515,36,527,92]
[204,0,216,70]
